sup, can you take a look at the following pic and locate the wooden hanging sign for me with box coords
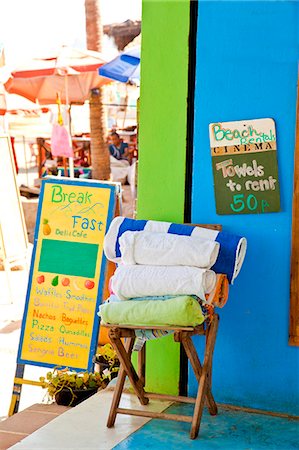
[209,118,281,215]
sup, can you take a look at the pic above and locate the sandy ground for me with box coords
[0,137,135,420]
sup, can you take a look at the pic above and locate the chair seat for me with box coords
[102,323,205,332]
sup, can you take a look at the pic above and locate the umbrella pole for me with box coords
[63,157,68,177]
[69,151,74,178]
[122,83,128,129]
[65,75,74,178]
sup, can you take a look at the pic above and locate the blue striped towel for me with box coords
[104,217,247,284]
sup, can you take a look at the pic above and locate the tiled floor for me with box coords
[0,403,70,450]
[5,389,299,450]
[8,389,172,450]
[114,403,299,450]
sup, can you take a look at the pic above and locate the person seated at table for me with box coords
[109,132,129,161]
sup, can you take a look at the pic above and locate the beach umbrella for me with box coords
[0,83,6,115]
[4,46,110,177]
[0,89,45,115]
[99,46,140,84]
[4,45,109,105]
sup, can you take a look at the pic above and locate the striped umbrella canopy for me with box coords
[99,46,140,84]
[4,45,110,105]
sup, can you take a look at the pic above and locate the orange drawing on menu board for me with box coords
[17,177,117,371]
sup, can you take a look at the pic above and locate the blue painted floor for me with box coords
[113,403,299,450]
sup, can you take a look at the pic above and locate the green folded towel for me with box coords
[99,295,205,327]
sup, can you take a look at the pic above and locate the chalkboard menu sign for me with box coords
[17,177,117,371]
[209,118,280,215]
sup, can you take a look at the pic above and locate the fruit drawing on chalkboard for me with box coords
[73,277,84,291]
[85,280,95,290]
[37,275,45,284]
[51,275,59,286]
[72,278,95,290]
[42,219,51,235]
[62,277,70,286]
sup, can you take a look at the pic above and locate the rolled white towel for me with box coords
[110,265,216,301]
[119,231,220,269]
[103,216,247,284]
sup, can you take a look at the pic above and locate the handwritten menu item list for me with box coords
[209,118,281,215]
[17,178,115,371]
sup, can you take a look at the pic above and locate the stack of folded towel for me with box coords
[98,217,246,348]
[103,217,247,284]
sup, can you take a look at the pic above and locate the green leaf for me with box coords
[51,275,59,287]
[76,378,84,389]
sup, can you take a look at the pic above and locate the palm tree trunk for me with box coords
[85,0,110,180]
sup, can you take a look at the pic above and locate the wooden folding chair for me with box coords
[102,224,221,439]
[103,315,219,439]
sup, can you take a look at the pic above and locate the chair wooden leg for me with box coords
[182,335,218,416]
[107,338,134,428]
[110,334,149,406]
[206,318,219,415]
[138,342,146,387]
[190,315,219,439]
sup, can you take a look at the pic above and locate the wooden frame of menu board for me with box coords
[289,77,299,347]
[9,177,119,415]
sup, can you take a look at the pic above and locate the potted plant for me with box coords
[94,343,120,380]
[39,367,109,407]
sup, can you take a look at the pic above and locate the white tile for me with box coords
[9,388,172,450]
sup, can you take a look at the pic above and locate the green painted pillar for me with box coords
[137,0,191,394]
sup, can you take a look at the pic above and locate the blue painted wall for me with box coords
[190,1,299,414]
